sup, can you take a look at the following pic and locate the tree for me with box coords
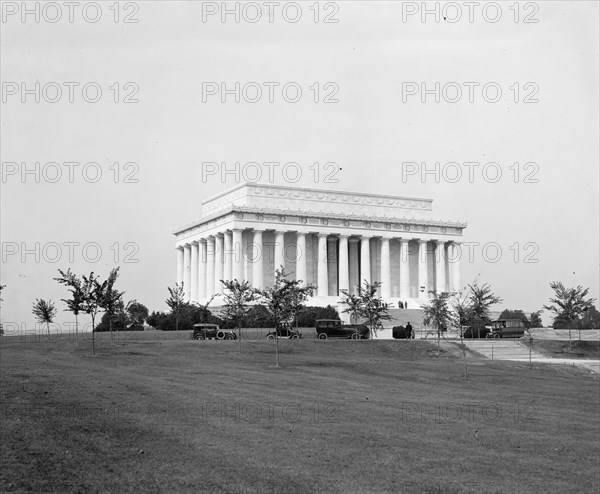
[449,291,469,379]
[578,306,600,330]
[465,283,502,338]
[543,282,596,350]
[97,268,124,342]
[54,269,86,341]
[254,267,315,367]
[295,305,340,327]
[529,310,543,328]
[498,309,530,329]
[32,299,57,336]
[166,283,190,331]
[126,300,149,330]
[422,291,453,351]
[340,280,391,356]
[221,279,256,353]
[81,272,103,355]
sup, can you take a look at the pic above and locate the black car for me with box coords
[486,319,526,339]
[315,319,370,340]
[392,325,414,339]
[266,323,302,340]
[192,324,237,340]
[462,326,490,339]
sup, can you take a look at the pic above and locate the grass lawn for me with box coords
[526,339,600,360]
[1,331,599,493]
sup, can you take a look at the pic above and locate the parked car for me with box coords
[192,323,237,340]
[486,319,526,339]
[392,325,414,339]
[315,319,370,339]
[266,323,302,340]
[463,326,490,339]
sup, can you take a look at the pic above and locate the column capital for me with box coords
[348,237,360,243]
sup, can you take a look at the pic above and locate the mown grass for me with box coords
[1,332,599,493]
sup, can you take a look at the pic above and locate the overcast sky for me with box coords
[1,0,598,331]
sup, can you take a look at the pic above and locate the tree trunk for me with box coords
[568,327,572,352]
[238,321,242,353]
[46,322,50,337]
[91,314,96,356]
[459,333,468,379]
[275,326,279,367]
[75,313,79,342]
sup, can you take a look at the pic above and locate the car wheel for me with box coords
[350,332,361,340]
[225,333,235,340]
[317,333,328,340]
[290,334,298,339]
[216,330,225,340]
[267,334,275,340]
[193,334,204,340]
[492,333,500,339]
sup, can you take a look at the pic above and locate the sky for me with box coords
[1,0,598,333]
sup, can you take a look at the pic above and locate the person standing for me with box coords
[406,322,413,339]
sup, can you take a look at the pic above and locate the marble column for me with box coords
[252,230,264,289]
[399,238,410,300]
[451,242,462,292]
[224,231,233,282]
[380,237,391,298]
[360,236,371,284]
[348,238,359,293]
[274,231,285,274]
[317,233,329,297]
[338,235,349,295]
[199,240,207,300]
[215,233,224,294]
[183,244,192,301]
[190,242,199,302]
[232,229,244,281]
[435,240,447,293]
[176,247,184,287]
[206,236,215,296]
[296,232,307,284]
[418,239,428,298]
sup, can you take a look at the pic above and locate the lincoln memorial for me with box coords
[174,183,466,309]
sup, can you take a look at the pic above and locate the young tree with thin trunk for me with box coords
[32,299,57,336]
[81,272,102,355]
[466,283,502,338]
[221,279,256,353]
[55,269,85,341]
[254,267,314,367]
[543,282,595,351]
[166,283,189,331]
[340,280,391,357]
[422,291,453,352]
[97,268,124,343]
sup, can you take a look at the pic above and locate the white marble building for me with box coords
[173,183,466,309]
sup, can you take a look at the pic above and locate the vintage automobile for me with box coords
[462,326,491,339]
[265,323,302,340]
[192,323,237,340]
[315,319,370,340]
[392,325,414,339]
[486,319,526,339]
